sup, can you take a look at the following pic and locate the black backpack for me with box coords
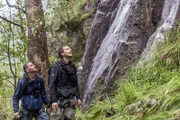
[48,61,62,85]
[48,60,77,86]
[22,78,29,93]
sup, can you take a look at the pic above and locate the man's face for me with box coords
[26,62,38,73]
[61,46,72,57]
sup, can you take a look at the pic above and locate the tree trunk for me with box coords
[25,0,50,91]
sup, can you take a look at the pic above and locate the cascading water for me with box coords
[140,0,180,61]
[82,0,139,108]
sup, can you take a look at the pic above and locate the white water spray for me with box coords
[140,0,180,61]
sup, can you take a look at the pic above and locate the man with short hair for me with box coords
[13,62,49,120]
[49,46,81,120]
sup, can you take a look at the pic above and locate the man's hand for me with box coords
[77,99,81,106]
[77,99,82,109]
[45,107,51,116]
[45,103,51,115]
[52,102,58,112]
[14,112,20,119]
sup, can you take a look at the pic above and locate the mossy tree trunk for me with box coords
[25,0,50,91]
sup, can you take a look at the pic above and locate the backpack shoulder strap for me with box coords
[48,61,61,73]
[56,60,62,66]
[37,76,44,97]
[48,61,62,84]
[22,78,28,88]
[57,60,64,73]
[19,78,29,94]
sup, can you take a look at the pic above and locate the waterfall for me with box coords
[140,0,180,61]
[82,0,138,108]
[42,0,48,10]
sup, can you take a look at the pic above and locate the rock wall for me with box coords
[79,0,168,109]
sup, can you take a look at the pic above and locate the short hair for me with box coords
[58,47,64,58]
[23,62,30,73]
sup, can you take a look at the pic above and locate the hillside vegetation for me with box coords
[76,26,180,120]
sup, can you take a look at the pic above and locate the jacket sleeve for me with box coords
[49,64,60,103]
[13,80,24,113]
[40,78,50,106]
[74,67,80,99]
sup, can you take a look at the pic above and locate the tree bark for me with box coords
[25,0,50,91]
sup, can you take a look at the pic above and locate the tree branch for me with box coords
[2,79,14,86]
[5,0,25,13]
[0,15,23,29]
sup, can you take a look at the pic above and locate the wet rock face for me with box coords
[79,0,120,99]
[80,0,166,109]
[82,0,100,44]
[151,0,165,26]
[175,3,180,22]
[99,0,157,97]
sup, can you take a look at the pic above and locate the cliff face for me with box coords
[79,0,180,109]
[79,0,120,103]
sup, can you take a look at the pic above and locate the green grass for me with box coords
[0,81,13,120]
[75,25,180,120]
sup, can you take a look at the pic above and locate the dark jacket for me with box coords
[49,59,80,103]
[13,74,49,113]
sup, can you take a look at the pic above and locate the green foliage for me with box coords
[0,0,27,119]
[76,99,113,120]
[145,110,179,120]
[0,0,27,79]
[76,25,180,120]
[0,18,27,81]
[49,55,57,64]
[45,0,97,64]
[0,81,14,120]
[46,0,90,32]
